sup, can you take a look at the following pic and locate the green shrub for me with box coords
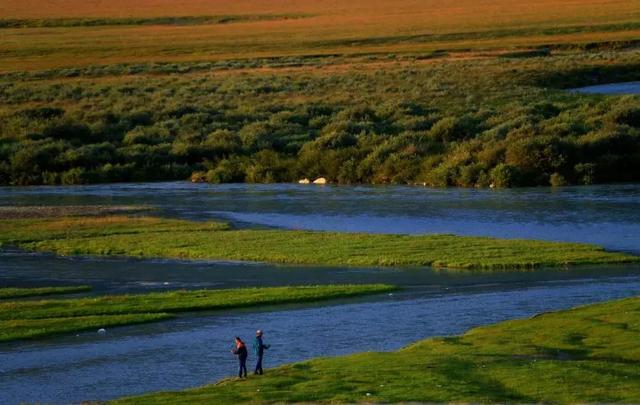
[61,168,89,185]
[549,172,568,187]
[490,163,520,188]
[206,158,246,183]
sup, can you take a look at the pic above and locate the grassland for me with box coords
[2,0,640,71]
[0,284,395,342]
[113,295,640,403]
[0,285,91,299]
[0,14,310,29]
[1,0,640,188]
[0,205,151,219]
[0,215,637,269]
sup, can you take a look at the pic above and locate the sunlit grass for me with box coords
[0,313,171,342]
[0,285,91,299]
[1,216,637,269]
[113,295,640,403]
[0,284,395,342]
[2,0,640,71]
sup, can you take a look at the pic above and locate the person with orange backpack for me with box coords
[232,336,248,378]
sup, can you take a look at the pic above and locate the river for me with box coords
[2,183,639,252]
[1,183,639,404]
[572,81,640,95]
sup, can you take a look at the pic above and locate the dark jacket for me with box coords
[253,336,269,356]
[234,343,248,359]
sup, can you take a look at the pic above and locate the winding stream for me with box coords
[2,183,639,252]
[1,183,639,404]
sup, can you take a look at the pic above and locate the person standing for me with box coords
[232,336,248,378]
[253,330,270,375]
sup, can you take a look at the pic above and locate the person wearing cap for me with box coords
[253,330,271,375]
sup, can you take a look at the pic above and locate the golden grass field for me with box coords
[1,0,640,72]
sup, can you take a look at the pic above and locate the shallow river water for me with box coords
[1,183,639,404]
[2,182,640,252]
[573,81,640,95]
[1,258,639,404]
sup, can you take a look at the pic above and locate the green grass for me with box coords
[113,295,640,404]
[0,285,91,299]
[0,216,637,270]
[1,313,172,342]
[0,284,395,342]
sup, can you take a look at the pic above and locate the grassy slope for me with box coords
[0,216,637,269]
[0,285,91,299]
[0,284,395,342]
[113,296,640,404]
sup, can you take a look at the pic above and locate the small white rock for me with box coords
[366,393,371,396]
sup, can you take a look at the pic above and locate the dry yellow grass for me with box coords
[2,0,639,24]
[1,0,640,72]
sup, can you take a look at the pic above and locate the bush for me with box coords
[2,54,640,187]
[206,158,246,183]
[607,102,640,128]
[490,164,520,188]
[428,115,482,142]
[549,172,568,187]
[574,163,596,185]
[245,151,293,183]
[239,122,278,151]
[123,126,172,146]
[203,130,242,158]
[61,168,89,185]
[43,121,92,143]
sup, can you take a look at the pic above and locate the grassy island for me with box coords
[0,284,395,342]
[0,285,91,299]
[113,295,640,404]
[0,215,637,270]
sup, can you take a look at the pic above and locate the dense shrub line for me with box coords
[1,51,639,187]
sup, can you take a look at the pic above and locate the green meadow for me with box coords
[1,215,637,269]
[113,295,640,403]
[0,284,395,342]
[0,285,91,299]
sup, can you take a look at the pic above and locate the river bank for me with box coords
[2,272,639,404]
[114,295,640,403]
